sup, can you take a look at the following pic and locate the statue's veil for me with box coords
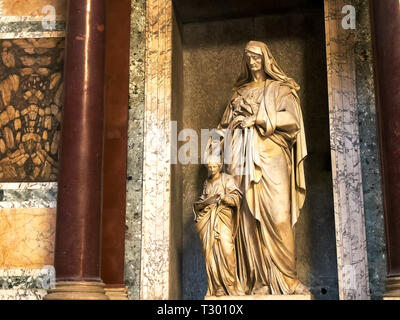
[235,40,300,91]
[233,41,307,225]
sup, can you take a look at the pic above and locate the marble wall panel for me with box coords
[0,208,55,268]
[0,2,64,301]
[0,264,53,299]
[0,289,47,300]
[0,266,55,289]
[0,182,57,208]
[0,0,66,39]
[0,0,66,18]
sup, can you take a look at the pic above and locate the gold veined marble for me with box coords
[0,208,55,268]
[0,0,66,19]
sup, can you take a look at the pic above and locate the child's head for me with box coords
[206,155,222,177]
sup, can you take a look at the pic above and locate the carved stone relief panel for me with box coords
[0,38,64,181]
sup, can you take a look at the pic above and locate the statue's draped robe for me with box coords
[217,79,307,294]
[194,173,244,296]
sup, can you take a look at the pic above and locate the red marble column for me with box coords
[101,0,130,300]
[370,0,400,299]
[44,0,108,300]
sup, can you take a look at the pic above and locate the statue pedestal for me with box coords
[205,294,313,300]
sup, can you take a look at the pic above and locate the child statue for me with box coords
[193,156,244,297]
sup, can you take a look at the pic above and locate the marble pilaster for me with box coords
[370,0,400,300]
[125,0,146,301]
[354,0,386,300]
[324,0,370,299]
[140,0,176,300]
[101,0,131,300]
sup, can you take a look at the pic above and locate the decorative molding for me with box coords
[44,281,108,300]
[383,277,400,299]
[105,287,129,300]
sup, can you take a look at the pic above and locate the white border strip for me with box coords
[0,267,54,277]
[0,15,65,23]
[0,182,57,190]
[0,31,65,39]
[0,201,57,208]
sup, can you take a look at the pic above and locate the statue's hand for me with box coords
[241,115,256,128]
[221,195,235,207]
[230,115,245,129]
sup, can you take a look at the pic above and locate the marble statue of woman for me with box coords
[215,40,309,295]
[193,156,244,297]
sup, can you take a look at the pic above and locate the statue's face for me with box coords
[207,162,221,176]
[245,50,263,73]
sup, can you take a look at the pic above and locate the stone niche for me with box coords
[170,0,338,300]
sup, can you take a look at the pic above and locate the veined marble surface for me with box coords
[0,182,57,189]
[0,289,47,300]
[0,20,65,39]
[0,208,56,268]
[0,0,66,18]
[0,267,55,290]
[0,0,66,38]
[0,182,57,208]
[354,0,386,300]
[125,0,145,301]
[0,201,57,209]
[140,0,174,300]
[324,0,370,300]
[0,267,53,299]
[0,0,61,298]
